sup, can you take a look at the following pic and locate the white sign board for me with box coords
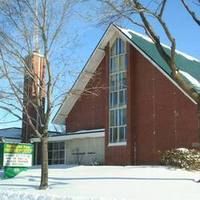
[3,153,32,167]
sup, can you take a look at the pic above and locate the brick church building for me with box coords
[52,24,200,165]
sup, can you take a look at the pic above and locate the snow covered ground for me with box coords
[0,165,200,200]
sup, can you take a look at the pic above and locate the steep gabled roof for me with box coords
[53,24,200,125]
[123,28,200,92]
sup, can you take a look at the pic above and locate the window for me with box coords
[109,38,127,144]
[48,142,65,164]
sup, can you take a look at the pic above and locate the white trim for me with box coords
[31,131,105,143]
[32,51,44,58]
[108,142,127,147]
[3,138,21,143]
[68,128,104,134]
[53,48,105,125]
[53,25,116,125]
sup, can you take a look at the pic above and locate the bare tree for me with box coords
[101,0,199,101]
[0,0,79,189]
[181,0,200,26]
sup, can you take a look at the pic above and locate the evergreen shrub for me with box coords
[160,148,200,170]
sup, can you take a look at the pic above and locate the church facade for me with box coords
[53,24,200,165]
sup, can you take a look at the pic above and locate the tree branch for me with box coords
[181,0,200,26]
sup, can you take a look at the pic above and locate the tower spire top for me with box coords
[34,0,39,52]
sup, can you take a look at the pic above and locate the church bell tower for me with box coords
[22,0,45,142]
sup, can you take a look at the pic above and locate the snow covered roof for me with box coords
[0,127,63,141]
[0,127,22,143]
[179,70,200,93]
[0,127,21,139]
[53,24,200,125]
[122,27,200,85]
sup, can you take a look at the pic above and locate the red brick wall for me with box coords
[65,41,199,165]
[130,45,199,164]
[66,57,107,132]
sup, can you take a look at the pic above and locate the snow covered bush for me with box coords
[160,148,200,170]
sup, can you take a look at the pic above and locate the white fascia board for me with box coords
[4,138,21,143]
[108,142,127,147]
[32,51,44,58]
[69,128,104,134]
[53,25,116,125]
[53,49,105,125]
[53,24,197,125]
[31,131,105,143]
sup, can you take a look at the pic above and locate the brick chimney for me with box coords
[22,52,45,143]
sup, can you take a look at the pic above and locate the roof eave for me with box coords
[52,24,117,125]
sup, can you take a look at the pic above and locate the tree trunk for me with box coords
[39,136,48,189]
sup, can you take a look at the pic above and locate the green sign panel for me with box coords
[3,167,28,179]
[0,143,33,167]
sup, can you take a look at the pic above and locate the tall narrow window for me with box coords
[109,38,127,144]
